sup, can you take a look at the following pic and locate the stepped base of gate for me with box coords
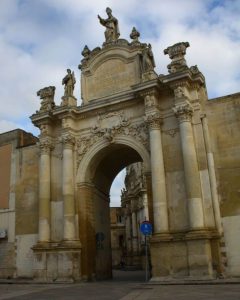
[150,230,222,280]
[32,241,81,283]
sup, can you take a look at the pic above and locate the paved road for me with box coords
[1,271,240,300]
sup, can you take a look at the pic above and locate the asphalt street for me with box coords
[1,270,240,300]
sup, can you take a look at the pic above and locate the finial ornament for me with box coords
[81,45,91,58]
[164,42,190,74]
[98,7,120,43]
[37,86,55,112]
[130,27,140,43]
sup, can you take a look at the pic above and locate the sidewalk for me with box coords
[0,271,240,300]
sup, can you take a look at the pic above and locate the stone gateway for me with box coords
[0,9,240,282]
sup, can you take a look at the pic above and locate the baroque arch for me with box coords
[30,8,223,283]
[77,135,151,184]
[76,138,150,279]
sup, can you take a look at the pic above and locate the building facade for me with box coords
[0,9,239,282]
[110,207,125,268]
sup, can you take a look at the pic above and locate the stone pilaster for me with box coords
[173,101,204,230]
[125,211,132,255]
[38,138,54,243]
[131,210,138,253]
[62,133,76,242]
[201,114,222,234]
[144,105,169,234]
[142,192,149,221]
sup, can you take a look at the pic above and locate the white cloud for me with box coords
[0,0,239,134]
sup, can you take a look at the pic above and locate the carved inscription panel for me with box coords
[83,58,139,101]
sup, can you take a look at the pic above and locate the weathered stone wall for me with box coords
[0,130,38,278]
[206,93,240,276]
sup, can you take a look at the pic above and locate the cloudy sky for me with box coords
[0,0,239,205]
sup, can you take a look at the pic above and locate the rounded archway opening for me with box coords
[92,143,142,196]
[77,141,150,281]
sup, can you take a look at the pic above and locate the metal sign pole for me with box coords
[140,221,152,282]
[145,234,148,282]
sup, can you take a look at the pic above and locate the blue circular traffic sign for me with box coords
[140,221,152,235]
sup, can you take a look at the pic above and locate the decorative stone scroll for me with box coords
[76,122,149,165]
[61,133,75,149]
[173,102,193,123]
[37,86,56,112]
[163,128,179,138]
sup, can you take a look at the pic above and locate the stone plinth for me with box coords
[150,231,219,280]
[32,242,81,282]
[61,96,77,107]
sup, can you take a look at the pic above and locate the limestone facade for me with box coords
[0,130,38,278]
[110,207,125,267]
[121,163,149,267]
[0,10,239,281]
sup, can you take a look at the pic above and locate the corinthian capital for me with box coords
[39,138,54,154]
[144,112,162,130]
[62,133,75,148]
[173,102,193,123]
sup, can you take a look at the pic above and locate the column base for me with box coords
[150,230,220,280]
[32,242,81,283]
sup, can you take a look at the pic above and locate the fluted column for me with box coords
[173,101,204,229]
[62,134,76,241]
[38,138,53,243]
[145,112,169,233]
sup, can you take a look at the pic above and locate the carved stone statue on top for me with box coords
[62,69,76,97]
[141,43,156,72]
[98,7,120,43]
[140,44,157,81]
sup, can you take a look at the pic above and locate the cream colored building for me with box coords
[121,163,149,267]
[110,207,125,267]
[0,9,239,282]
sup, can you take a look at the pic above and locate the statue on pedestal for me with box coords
[141,43,155,73]
[98,7,120,43]
[62,69,76,97]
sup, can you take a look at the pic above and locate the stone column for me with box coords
[62,134,76,241]
[145,112,169,234]
[38,138,53,243]
[125,213,132,254]
[131,211,138,253]
[173,101,204,230]
[142,192,149,221]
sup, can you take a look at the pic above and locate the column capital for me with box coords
[39,137,54,154]
[145,112,162,130]
[62,133,75,149]
[173,102,193,123]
